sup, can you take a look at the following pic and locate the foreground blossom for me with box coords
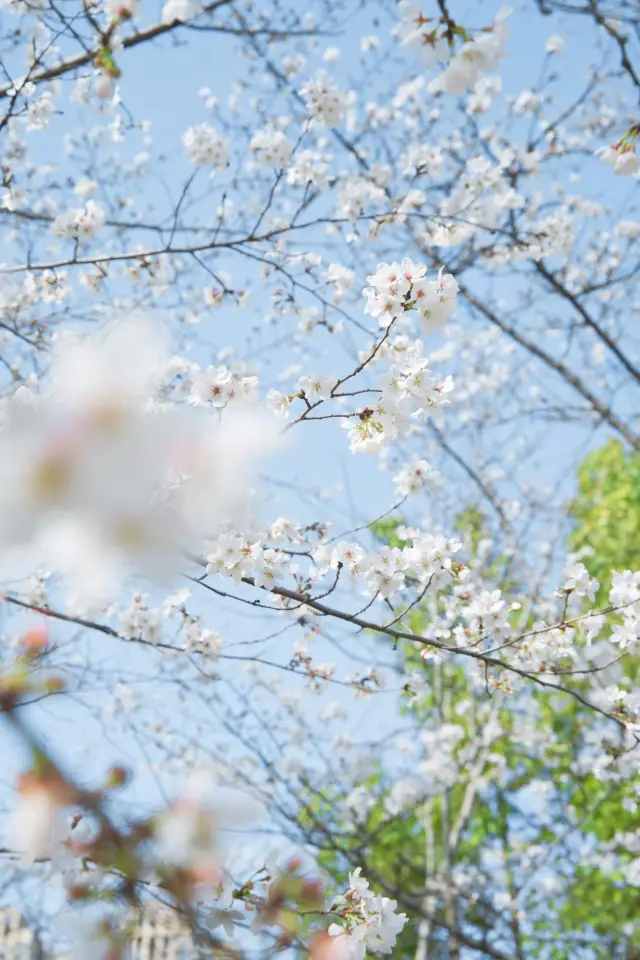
[597,139,640,176]
[428,7,512,96]
[0,316,277,601]
[363,257,459,333]
[328,869,407,958]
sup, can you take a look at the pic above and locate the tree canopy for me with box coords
[0,0,638,958]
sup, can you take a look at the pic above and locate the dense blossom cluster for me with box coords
[343,337,454,453]
[364,257,459,333]
[249,125,293,168]
[183,122,230,170]
[188,362,259,407]
[428,7,511,96]
[314,526,461,598]
[395,2,449,67]
[396,4,512,97]
[52,201,105,241]
[328,869,407,959]
[300,71,349,127]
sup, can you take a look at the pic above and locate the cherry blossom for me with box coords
[0,1,639,955]
[183,122,229,170]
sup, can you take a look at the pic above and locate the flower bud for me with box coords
[95,75,114,101]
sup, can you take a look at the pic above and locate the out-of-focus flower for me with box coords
[0,316,278,602]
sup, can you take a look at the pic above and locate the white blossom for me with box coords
[52,200,104,240]
[183,122,229,170]
[250,125,293,168]
[428,7,512,96]
[300,72,348,127]
[162,0,202,22]
[545,34,565,54]
[328,869,407,958]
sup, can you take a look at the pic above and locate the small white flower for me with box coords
[545,34,565,54]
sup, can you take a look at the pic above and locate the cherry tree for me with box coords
[0,0,639,957]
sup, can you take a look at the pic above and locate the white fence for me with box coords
[0,910,210,959]
[130,911,195,959]
[0,910,42,960]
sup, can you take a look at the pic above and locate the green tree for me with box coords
[296,498,640,960]
[569,439,640,605]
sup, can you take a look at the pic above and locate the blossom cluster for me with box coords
[342,337,454,453]
[399,5,513,97]
[52,200,105,241]
[563,561,599,604]
[300,71,348,127]
[250,124,293,168]
[363,257,459,334]
[395,1,449,67]
[597,125,640,177]
[118,589,222,655]
[189,362,259,408]
[25,90,54,130]
[183,122,230,170]
[393,457,441,497]
[328,869,407,959]
[427,7,511,97]
[314,528,461,599]
[206,531,290,590]
[609,570,640,649]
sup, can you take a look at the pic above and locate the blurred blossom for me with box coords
[10,774,61,864]
[0,316,279,602]
[56,912,129,960]
[311,931,352,960]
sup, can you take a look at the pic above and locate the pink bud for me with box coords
[310,932,348,960]
[21,624,48,654]
[95,76,114,100]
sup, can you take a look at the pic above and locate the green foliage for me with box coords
[94,47,121,78]
[315,491,640,958]
[369,516,407,549]
[569,439,640,604]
